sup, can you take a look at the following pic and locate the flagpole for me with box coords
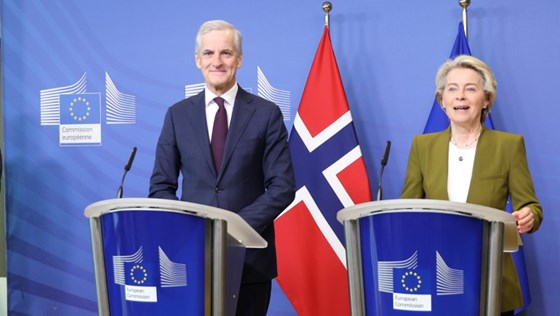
[459,0,470,38]
[323,1,332,29]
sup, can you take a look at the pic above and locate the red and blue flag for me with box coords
[275,26,372,316]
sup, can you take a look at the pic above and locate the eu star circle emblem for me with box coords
[69,96,91,121]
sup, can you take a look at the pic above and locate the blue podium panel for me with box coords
[359,212,484,316]
[100,210,207,315]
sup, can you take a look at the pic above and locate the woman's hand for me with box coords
[512,206,535,234]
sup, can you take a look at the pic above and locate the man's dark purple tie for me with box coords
[211,97,228,171]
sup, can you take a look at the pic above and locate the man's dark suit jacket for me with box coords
[149,86,296,283]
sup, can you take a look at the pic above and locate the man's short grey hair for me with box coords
[194,20,243,55]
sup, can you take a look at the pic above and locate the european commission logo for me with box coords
[40,72,136,146]
[59,93,101,145]
[113,246,187,303]
[378,251,464,312]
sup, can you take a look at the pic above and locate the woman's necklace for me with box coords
[450,128,481,161]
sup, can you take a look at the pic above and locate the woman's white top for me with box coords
[447,142,477,203]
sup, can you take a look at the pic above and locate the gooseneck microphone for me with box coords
[376,141,391,201]
[116,146,137,198]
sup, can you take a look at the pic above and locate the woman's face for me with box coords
[441,67,489,128]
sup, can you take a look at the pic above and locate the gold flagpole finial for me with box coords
[323,1,332,29]
[459,0,471,9]
[459,0,470,38]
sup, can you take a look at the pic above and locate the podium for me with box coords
[84,198,266,316]
[337,199,519,316]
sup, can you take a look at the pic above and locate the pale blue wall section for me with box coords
[1,1,559,315]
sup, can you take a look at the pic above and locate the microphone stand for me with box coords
[116,147,137,198]
[376,141,391,201]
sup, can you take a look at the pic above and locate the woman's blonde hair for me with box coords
[435,55,497,122]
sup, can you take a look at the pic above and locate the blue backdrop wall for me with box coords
[1,1,558,315]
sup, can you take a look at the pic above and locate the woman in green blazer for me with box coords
[401,55,543,315]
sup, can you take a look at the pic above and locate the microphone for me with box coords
[116,147,137,198]
[376,141,391,201]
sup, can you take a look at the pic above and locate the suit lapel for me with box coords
[467,126,490,203]
[220,87,255,175]
[186,91,216,174]
[432,129,451,200]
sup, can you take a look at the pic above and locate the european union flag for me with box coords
[59,93,101,125]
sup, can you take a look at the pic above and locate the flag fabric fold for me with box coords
[274,26,372,316]
[423,21,531,314]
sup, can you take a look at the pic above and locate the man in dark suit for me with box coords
[149,20,295,315]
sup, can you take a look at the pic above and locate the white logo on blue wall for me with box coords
[106,72,136,124]
[256,66,291,123]
[40,72,136,146]
[377,250,464,312]
[112,246,187,303]
[59,93,101,146]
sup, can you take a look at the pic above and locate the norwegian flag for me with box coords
[275,26,372,316]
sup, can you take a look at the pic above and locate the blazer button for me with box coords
[215,187,220,193]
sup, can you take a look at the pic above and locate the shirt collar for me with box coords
[204,83,238,107]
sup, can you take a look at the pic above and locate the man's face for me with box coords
[195,29,242,95]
